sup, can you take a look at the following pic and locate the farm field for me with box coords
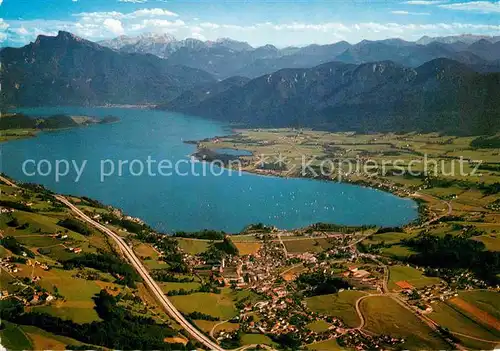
[0,322,86,351]
[0,321,33,350]
[232,241,261,255]
[281,264,307,281]
[473,235,500,251]
[169,288,239,320]
[429,301,499,350]
[306,319,331,332]
[306,338,343,350]
[380,245,416,259]
[283,237,333,253]
[240,333,277,347]
[388,265,441,290]
[305,290,367,328]
[20,325,86,350]
[25,267,106,323]
[458,290,500,321]
[1,270,24,294]
[361,296,449,350]
[230,234,261,242]
[176,238,212,255]
[159,281,201,293]
[142,258,170,270]
[213,321,240,334]
[134,242,160,260]
[193,319,219,333]
[0,210,90,242]
[448,296,500,333]
[362,232,412,246]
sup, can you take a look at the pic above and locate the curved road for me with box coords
[55,195,224,351]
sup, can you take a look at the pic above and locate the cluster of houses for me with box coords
[0,259,56,306]
[338,330,404,351]
[67,247,82,254]
[344,266,371,279]
[0,258,19,273]
[191,239,290,289]
[0,207,15,214]
[29,290,56,305]
[26,259,49,271]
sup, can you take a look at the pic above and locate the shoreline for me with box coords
[189,144,426,227]
[0,163,419,234]
[0,113,120,143]
[0,174,378,236]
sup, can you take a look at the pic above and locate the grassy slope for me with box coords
[169,288,239,320]
[388,265,441,290]
[0,321,33,350]
[0,182,182,345]
[429,301,499,350]
[459,290,500,321]
[306,338,343,351]
[361,296,449,350]
[305,290,367,328]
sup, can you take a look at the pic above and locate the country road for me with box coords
[54,195,225,351]
[354,252,468,350]
[277,232,288,258]
[412,192,453,228]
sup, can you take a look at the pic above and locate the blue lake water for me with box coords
[1,107,418,232]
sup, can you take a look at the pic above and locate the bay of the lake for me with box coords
[1,107,418,232]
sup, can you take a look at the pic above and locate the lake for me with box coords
[1,107,418,232]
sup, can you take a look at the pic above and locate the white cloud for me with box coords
[0,19,9,31]
[439,1,500,13]
[391,10,431,15]
[0,18,7,41]
[13,26,29,35]
[131,8,178,17]
[3,17,500,47]
[74,11,124,19]
[403,0,446,4]
[103,18,125,35]
[119,0,148,3]
[0,0,4,5]
[73,8,178,19]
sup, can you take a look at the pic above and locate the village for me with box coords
[1,177,499,350]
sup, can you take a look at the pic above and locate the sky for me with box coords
[0,0,499,47]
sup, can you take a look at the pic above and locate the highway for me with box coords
[54,195,225,351]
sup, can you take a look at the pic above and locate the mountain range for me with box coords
[1,31,499,135]
[0,31,214,107]
[98,33,500,79]
[99,33,253,56]
[162,59,500,135]
[416,34,500,45]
